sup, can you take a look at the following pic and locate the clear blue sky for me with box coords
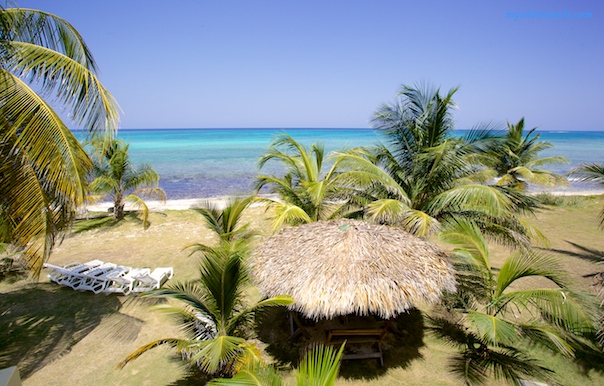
[17,0,604,130]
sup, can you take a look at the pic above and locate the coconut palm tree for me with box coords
[334,84,541,246]
[430,218,598,385]
[0,6,120,276]
[119,240,293,376]
[88,138,165,228]
[209,343,345,386]
[255,134,359,233]
[569,163,604,228]
[482,118,568,190]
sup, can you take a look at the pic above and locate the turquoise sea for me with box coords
[90,129,604,199]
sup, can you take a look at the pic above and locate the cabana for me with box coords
[251,219,457,364]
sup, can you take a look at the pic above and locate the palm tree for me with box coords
[430,218,598,385]
[569,163,604,228]
[119,240,293,376]
[191,196,256,241]
[88,138,166,228]
[482,118,568,190]
[334,83,541,246]
[255,134,358,232]
[0,6,120,276]
[209,343,345,386]
[184,196,258,262]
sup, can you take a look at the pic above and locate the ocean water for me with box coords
[86,129,604,199]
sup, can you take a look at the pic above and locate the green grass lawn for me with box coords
[2,199,604,385]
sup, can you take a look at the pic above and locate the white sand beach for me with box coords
[81,190,604,212]
[83,194,283,212]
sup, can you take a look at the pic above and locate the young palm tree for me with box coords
[431,218,598,385]
[334,84,541,246]
[482,118,568,190]
[119,240,292,376]
[184,196,259,262]
[569,163,604,228]
[255,134,358,232]
[0,6,120,276]
[192,196,256,241]
[88,139,165,228]
[209,343,345,386]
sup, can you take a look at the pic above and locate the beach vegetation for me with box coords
[119,239,293,377]
[186,196,257,247]
[333,83,541,247]
[0,6,120,276]
[570,164,604,343]
[3,201,604,385]
[184,196,259,274]
[569,163,604,228]
[534,192,586,208]
[481,118,569,190]
[432,218,599,385]
[119,199,292,377]
[255,134,360,233]
[209,343,345,386]
[87,138,166,229]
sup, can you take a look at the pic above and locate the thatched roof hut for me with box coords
[251,219,456,320]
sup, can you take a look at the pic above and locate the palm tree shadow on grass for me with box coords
[0,283,123,379]
[72,211,164,233]
[536,241,604,264]
[255,307,425,381]
[167,363,212,385]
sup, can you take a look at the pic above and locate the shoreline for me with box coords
[82,190,604,212]
[83,194,280,212]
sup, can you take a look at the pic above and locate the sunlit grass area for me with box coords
[2,199,604,385]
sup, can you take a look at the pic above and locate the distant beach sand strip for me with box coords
[82,190,604,212]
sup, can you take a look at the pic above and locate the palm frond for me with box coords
[124,166,161,191]
[144,282,217,320]
[117,338,188,369]
[429,185,512,217]
[448,345,552,386]
[0,69,91,276]
[124,194,150,229]
[495,251,569,297]
[440,219,490,271]
[297,343,345,386]
[498,289,597,333]
[189,335,247,374]
[227,295,293,333]
[466,311,518,346]
[519,324,575,357]
[209,360,284,386]
[269,202,312,233]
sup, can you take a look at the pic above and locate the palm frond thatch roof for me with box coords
[252,219,456,319]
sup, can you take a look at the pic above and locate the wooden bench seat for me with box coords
[325,328,388,366]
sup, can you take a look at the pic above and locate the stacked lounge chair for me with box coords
[104,267,150,295]
[131,268,174,293]
[43,260,173,295]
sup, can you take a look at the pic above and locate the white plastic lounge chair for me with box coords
[44,264,81,285]
[45,260,103,284]
[132,267,174,293]
[66,262,117,290]
[103,267,151,295]
[76,265,130,293]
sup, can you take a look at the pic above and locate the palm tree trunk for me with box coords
[114,200,125,219]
